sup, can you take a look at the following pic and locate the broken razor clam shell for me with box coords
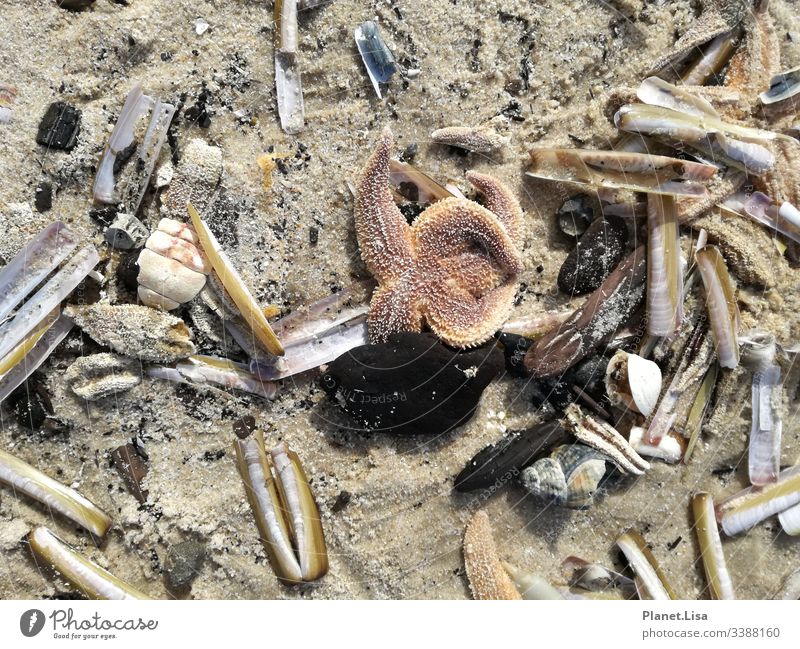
[389,159,456,204]
[526,148,717,197]
[233,432,327,583]
[64,353,141,401]
[148,355,277,400]
[680,28,741,86]
[0,448,111,538]
[64,303,195,363]
[520,443,608,509]
[748,363,781,486]
[716,465,800,536]
[693,492,735,600]
[355,20,397,99]
[739,330,777,371]
[722,193,800,246]
[188,203,284,357]
[563,403,650,475]
[454,419,568,492]
[501,562,563,599]
[319,332,502,435]
[463,510,521,600]
[695,245,740,369]
[137,218,211,310]
[93,83,175,212]
[275,0,304,134]
[104,213,149,251]
[431,117,510,153]
[778,569,800,599]
[28,527,150,600]
[616,530,677,600]
[760,65,800,106]
[605,350,662,417]
[628,426,685,464]
[0,221,79,323]
[556,215,628,296]
[524,245,646,378]
[646,194,683,336]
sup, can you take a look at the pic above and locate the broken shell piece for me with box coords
[148,355,276,400]
[629,426,685,464]
[563,403,650,475]
[188,203,284,356]
[778,569,800,599]
[760,65,800,105]
[0,83,16,124]
[605,350,662,417]
[520,443,607,509]
[233,432,327,583]
[463,510,521,600]
[693,492,735,600]
[779,502,800,536]
[716,465,800,536]
[389,159,455,204]
[501,562,563,599]
[616,530,677,600]
[749,363,782,486]
[527,148,717,197]
[274,0,304,134]
[355,21,397,99]
[0,448,111,537]
[64,303,195,363]
[104,213,149,250]
[431,118,510,153]
[695,245,740,369]
[64,353,141,401]
[561,555,634,593]
[28,527,150,600]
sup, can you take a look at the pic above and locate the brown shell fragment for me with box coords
[463,510,521,600]
[524,245,646,378]
[64,303,195,363]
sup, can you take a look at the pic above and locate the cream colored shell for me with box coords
[605,350,662,417]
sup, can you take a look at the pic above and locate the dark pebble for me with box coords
[89,205,118,227]
[556,194,594,239]
[164,541,206,595]
[568,354,610,403]
[232,415,256,439]
[111,443,149,503]
[331,490,352,513]
[399,143,418,162]
[9,380,54,431]
[454,420,568,492]
[530,378,575,412]
[309,227,319,245]
[116,252,140,292]
[320,332,503,435]
[34,182,53,213]
[58,0,96,10]
[497,332,533,377]
[36,102,81,151]
[557,215,628,296]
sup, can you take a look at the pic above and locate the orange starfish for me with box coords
[355,127,524,348]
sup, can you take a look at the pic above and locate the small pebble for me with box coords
[232,415,256,439]
[34,181,53,213]
[164,541,206,594]
[36,102,81,151]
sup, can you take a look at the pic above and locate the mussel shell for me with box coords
[455,420,568,492]
[497,332,533,378]
[557,215,628,296]
[320,332,502,435]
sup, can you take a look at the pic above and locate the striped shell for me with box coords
[520,443,607,509]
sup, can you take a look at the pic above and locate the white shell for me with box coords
[605,350,662,417]
[629,426,683,463]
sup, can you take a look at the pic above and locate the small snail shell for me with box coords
[605,350,661,417]
[520,444,607,509]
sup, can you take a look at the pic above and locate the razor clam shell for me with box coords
[683,362,718,463]
[680,29,740,86]
[148,355,276,400]
[716,465,800,536]
[0,314,73,403]
[749,363,781,486]
[693,492,735,600]
[646,194,683,336]
[760,65,800,105]
[501,562,564,600]
[28,527,150,600]
[740,331,776,371]
[0,448,112,537]
[723,192,800,245]
[524,245,646,378]
[388,159,455,204]
[616,530,677,600]
[355,21,397,99]
[695,245,740,369]
[133,98,175,213]
[527,148,716,197]
[455,420,568,492]
[0,245,99,362]
[778,502,800,536]
[0,221,79,324]
[275,0,304,133]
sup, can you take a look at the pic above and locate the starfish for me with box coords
[355,127,524,348]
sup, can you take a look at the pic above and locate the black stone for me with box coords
[116,253,140,292]
[309,226,319,245]
[164,541,205,594]
[59,0,96,10]
[557,215,628,296]
[320,332,503,435]
[497,332,533,377]
[454,420,568,492]
[232,415,256,440]
[34,182,53,213]
[330,490,352,513]
[36,102,82,151]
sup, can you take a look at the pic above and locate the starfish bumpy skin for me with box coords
[355,127,524,348]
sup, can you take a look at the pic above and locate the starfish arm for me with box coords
[464,171,522,242]
[355,127,414,283]
[413,199,524,275]
[437,252,506,296]
[367,280,425,344]
[426,277,519,348]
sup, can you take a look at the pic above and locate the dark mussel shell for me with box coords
[454,420,568,492]
[557,215,628,296]
[320,332,503,435]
